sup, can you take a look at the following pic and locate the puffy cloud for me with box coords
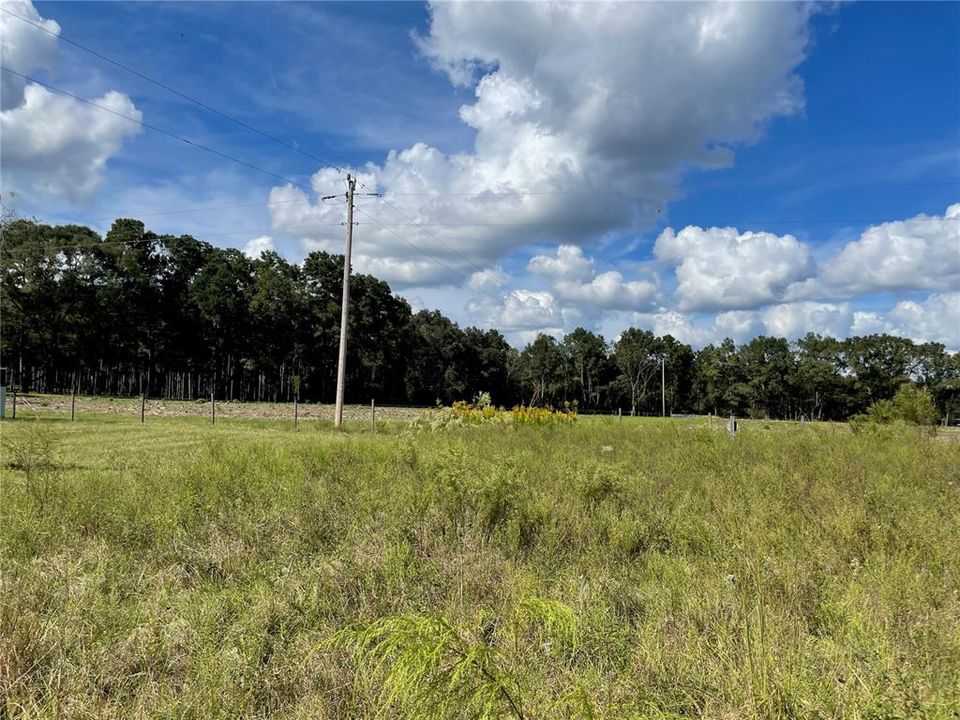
[528,245,594,282]
[630,310,761,347]
[1,85,142,200]
[761,301,854,339]
[0,1,141,200]
[528,244,658,311]
[888,292,960,348]
[243,235,275,258]
[553,271,658,311]
[419,2,810,180]
[850,311,894,337]
[0,0,59,110]
[469,266,508,291]
[500,290,563,331]
[655,225,815,311]
[352,254,456,287]
[820,204,960,295]
[272,2,816,286]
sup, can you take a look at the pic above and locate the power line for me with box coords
[1,212,508,306]
[85,197,321,222]
[65,189,960,225]
[4,213,957,257]
[1,67,325,197]
[0,5,350,178]
[352,205,506,306]
[7,6,957,204]
[353,216,960,227]
[0,224,338,257]
[371,196,502,280]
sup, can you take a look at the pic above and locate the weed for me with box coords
[0,415,956,718]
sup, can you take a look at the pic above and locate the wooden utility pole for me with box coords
[334,174,356,429]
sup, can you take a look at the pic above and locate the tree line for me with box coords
[1,218,957,421]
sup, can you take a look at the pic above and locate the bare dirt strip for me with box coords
[6,393,425,424]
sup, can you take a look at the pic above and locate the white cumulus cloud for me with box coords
[528,245,594,282]
[528,245,657,311]
[243,235,275,259]
[0,0,60,110]
[500,290,563,331]
[630,309,761,347]
[761,301,855,339]
[271,2,817,286]
[819,204,960,295]
[888,292,960,348]
[654,225,816,311]
[0,1,142,201]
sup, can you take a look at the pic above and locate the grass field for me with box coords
[1,413,958,718]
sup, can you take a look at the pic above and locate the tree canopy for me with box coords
[2,218,958,421]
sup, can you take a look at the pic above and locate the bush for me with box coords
[891,383,938,425]
[851,383,938,431]
[411,395,577,431]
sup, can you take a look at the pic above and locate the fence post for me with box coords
[371,398,376,432]
[727,414,738,435]
[70,386,76,422]
[211,390,216,425]
[11,387,16,420]
[618,407,622,421]
[140,393,146,424]
[294,394,299,429]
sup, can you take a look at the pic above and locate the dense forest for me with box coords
[1,218,958,421]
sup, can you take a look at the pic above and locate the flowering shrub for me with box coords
[411,394,577,431]
[508,404,577,426]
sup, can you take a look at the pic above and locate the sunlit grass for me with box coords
[1,414,957,718]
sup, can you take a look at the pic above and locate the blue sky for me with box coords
[2,1,958,347]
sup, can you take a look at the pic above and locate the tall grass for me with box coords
[1,416,957,718]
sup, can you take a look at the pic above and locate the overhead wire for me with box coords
[0,67,322,196]
[5,1,956,203]
[3,6,958,296]
[0,12,515,292]
[0,215,510,307]
[351,205,506,305]
[0,68,494,293]
[0,6,350,178]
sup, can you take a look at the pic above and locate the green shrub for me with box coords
[851,383,938,431]
[891,383,938,425]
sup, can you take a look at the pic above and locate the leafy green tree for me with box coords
[692,339,739,415]
[891,383,938,425]
[790,334,852,420]
[517,334,565,406]
[659,334,695,415]
[613,328,660,415]
[843,334,914,410]
[461,327,514,406]
[735,336,793,418]
[563,328,609,411]
[405,310,467,405]
[2,216,955,419]
[189,247,252,399]
[247,251,306,400]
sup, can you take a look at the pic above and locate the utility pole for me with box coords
[661,356,666,418]
[334,174,356,429]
